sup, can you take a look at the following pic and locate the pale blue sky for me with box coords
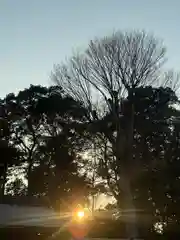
[1,0,180,97]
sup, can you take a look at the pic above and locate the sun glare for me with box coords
[77,211,84,218]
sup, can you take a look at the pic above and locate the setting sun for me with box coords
[77,211,84,218]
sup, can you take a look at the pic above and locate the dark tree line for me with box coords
[0,85,92,210]
[1,30,180,238]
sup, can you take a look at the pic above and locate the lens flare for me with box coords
[77,211,84,218]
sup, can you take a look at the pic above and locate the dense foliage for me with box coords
[0,85,91,209]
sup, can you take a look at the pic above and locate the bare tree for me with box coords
[52,30,178,238]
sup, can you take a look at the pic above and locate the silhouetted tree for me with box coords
[53,30,180,238]
[0,100,20,198]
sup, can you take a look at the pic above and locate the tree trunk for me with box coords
[0,164,8,199]
[121,97,138,239]
[119,172,138,239]
[27,160,33,197]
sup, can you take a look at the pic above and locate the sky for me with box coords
[1,0,180,97]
